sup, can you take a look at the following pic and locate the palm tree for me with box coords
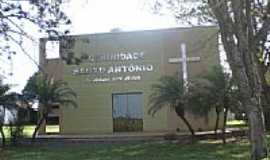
[148,76,195,136]
[23,74,78,139]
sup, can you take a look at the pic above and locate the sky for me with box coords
[65,0,177,34]
[2,0,178,92]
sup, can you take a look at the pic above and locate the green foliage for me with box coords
[150,0,270,158]
[188,66,242,142]
[0,85,11,107]
[0,0,71,59]
[151,0,214,25]
[3,125,59,138]
[23,73,78,114]
[148,66,240,118]
[0,85,21,126]
[148,66,241,137]
[148,75,186,116]
[22,73,77,139]
[0,85,9,147]
[187,79,214,117]
[148,75,196,135]
[189,66,241,114]
[8,124,24,145]
[0,85,17,147]
[8,107,30,145]
[22,72,40,101]
[0,84,32,147]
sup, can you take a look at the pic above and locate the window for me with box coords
[45,41,60,59]
[112,93,143,132]
[45,116,60,134]
[112,93,143,119]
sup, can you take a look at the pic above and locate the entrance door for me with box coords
[112,93,143,132]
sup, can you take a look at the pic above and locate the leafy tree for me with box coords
[150,0,270,158]
[0,85,21,147]
[0,85,17,147]
[0,0,73,143]
[22,73,78,139]
[6,93,30,145]
[203,66,231,135]
[0,85,9,147]
[0,0,72,67]
[148,76,195,136]
[189,66,241,143]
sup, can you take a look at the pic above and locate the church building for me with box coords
[39,26,220,135]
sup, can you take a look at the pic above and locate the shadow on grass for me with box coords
[3,139,252,160]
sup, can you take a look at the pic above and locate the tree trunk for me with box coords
[178,114,195,136]
[263,108,270,131]
[222,107,229,144]
[207,0,269,158]
[246,98,268,160]
[0,106,6,148]
[214,108,220,136]
[174,106,195,136]
[32,115,46,140]
[0,126,5,148]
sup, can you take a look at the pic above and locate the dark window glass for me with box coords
[113,93,143,119]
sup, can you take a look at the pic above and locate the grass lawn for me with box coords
[227,120,246,126]
[2,125,59,138]
[0,123,258,160]
[0,139,255,160]
[227,120,248,129]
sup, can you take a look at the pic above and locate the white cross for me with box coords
[168,43,200,91]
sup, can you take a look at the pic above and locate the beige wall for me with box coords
[160,27,221,133]
[40,26,220,135]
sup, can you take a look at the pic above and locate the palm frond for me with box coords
[148,75,185,116]
[56,99,78,108]
[22,73,78,112]
[55,87,77,98]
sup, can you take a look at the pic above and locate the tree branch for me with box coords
[5,34,44,73]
